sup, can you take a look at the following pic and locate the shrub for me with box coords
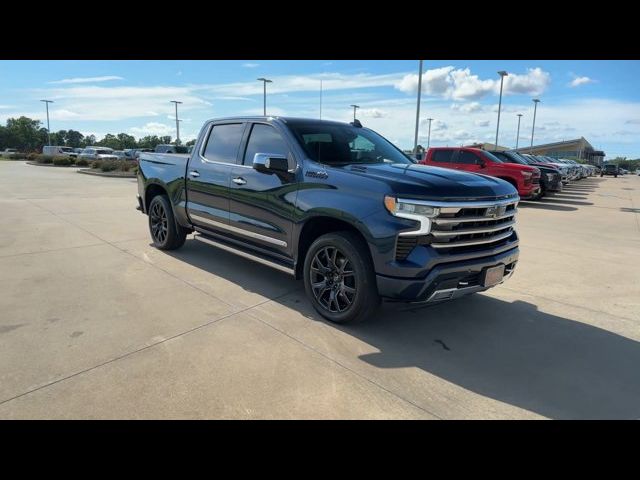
[53,157,72,166]
[100,160,119,172]
[27,153,38,161]
[8,153,26,160]
[75,158,89,167]
[91,160,103,170]
[37,155,54,164]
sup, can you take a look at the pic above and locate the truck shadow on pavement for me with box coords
[518,202,577,212]
[164,242,640,420]
[338,295,640,420]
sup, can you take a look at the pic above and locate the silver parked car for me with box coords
[77,147,119,161]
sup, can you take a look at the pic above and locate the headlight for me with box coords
[521,171,533,179]
[384,196,439,235]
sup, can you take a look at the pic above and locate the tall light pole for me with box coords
[530,98,541,148]
[413,59,423,154]
[426,118,433,149]
[495,70,508,149]
[169,100,182,144]
[515,113,523,150]
[40,99,53,145]
[257,77,272,116]
[350,104,360,122]
[319,80,323,120]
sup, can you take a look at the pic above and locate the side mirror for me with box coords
[253,153,289,172]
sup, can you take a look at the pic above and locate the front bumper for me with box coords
[376,246,519,302]
[519,185,541,199]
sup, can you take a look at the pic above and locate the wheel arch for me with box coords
[294,215,372,280]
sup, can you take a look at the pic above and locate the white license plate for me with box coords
[482,265,505,287]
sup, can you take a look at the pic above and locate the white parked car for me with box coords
[42,145,75,157]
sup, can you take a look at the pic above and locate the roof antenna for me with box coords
[350,119,362,128]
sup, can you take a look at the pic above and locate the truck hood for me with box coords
[341,163,518,202]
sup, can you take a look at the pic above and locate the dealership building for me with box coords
[515,137,605,165]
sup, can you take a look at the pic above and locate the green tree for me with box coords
[137,135,163,149]
[185,139,196,147]
[65,130,84,148]
[117,133,137,149]
[160,136,172,144]
[98,134,122,150]
[5,116,44,151]
[82,135,96,147]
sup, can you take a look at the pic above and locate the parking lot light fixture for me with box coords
[170,100,182,144]
[40,99,54,146]
[495,71,508,149]
[350,104,360,122]
[531,99,541,147]
[257,78,272,116]
[515,113,523,150]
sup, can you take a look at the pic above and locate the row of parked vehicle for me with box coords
[41,144,192,162]
[414,147,598,201]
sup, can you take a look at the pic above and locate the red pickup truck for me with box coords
[420,147,541,199]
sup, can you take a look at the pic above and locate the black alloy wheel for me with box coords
[150,200,168,245]
[309,246,356,313]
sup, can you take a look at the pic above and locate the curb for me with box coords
[26,161,78,168]
[77,168,136,178]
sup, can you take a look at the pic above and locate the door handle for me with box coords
[232,177,247,185]
[189,170,200,177]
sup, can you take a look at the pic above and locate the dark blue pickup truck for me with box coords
[137,117,520,323]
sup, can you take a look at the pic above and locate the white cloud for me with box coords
[130,122,175,137]
[214,96,254,101]
[475,119,490,127]
[242,63,260,68]
[624,119,640,124]
[569,76,594,87]
[503,68,551,95]
[451,102,483,113]
[360,108,386,118]
[49,76,124,84]
[395,66,550,100]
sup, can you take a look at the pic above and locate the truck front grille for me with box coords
[430,201,517,250]
[394,198,518,259]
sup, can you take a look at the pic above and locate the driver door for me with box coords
[228,122,298,258]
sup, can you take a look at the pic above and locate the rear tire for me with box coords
[303,231,380,324]
[148,194,187,250]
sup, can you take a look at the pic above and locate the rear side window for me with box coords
[203,123,245,164]
[243,124,289,165]
[431,150,454,163]
[456,151,482,165]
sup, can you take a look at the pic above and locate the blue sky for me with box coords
[1,60,639,158]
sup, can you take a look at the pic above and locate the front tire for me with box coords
[148,194,187,250]
[303,231,380,324]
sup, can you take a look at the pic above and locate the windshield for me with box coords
[287,122,412,166]
[60,147,73,152]
[96,149,112,155]
[494,151,527,165]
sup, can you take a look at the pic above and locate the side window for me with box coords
[202,123,245,164]
[432,150,453,163]
[456,151,481,165]
[243,124,290,165]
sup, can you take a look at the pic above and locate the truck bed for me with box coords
[139,152,190,180]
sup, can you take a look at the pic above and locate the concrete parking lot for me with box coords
[1,161,639,419]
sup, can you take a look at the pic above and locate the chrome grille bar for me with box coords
[430,230,515,249]
[430,220,516,237]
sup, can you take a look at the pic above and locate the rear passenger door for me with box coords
[452,150,484,173]
[228,122,297,258]
[428,149,456,169]
[186,122,246,232]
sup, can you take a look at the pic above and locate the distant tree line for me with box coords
[0,116,197,152]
